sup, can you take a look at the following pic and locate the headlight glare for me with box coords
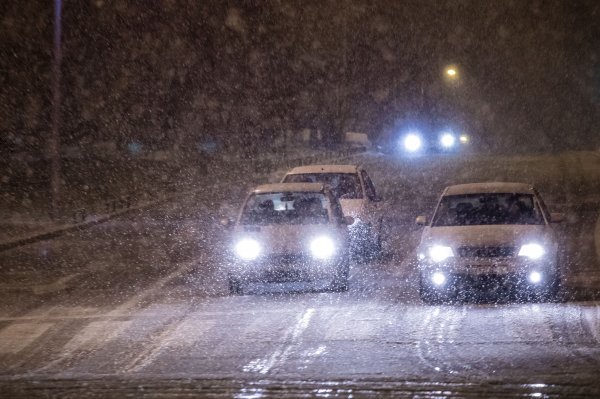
[428,245,454,262]
[235,238,261,260]
[310,236,335,259]
[528,271,542,284]
[518,243,545,260]
[403,134,422,152]
[440,133,455,148]
[432,272,446,286]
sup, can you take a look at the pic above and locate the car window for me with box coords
[360,170,378,201]
[283,173,363,199]
[432,193,544,226]
[240,192,329,225]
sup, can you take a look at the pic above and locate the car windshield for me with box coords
[432,193,544,226]
[240,192,329,225]
[283,173,362,199]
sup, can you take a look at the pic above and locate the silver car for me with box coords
[281,164,383,254]
[416,182,564,303]
[223,183,353,295]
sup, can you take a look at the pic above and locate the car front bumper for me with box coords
[418,256,558,291]
[227,254,346,283]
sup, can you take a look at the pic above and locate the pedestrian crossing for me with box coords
[1,301,599,375]
[0,322,53,355]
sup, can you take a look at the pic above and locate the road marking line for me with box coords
[107,259,199,317]
[324,311,378,341]
[243,308,315,375]
[0,322,53,354]
[32,274,79,295]
[63,320,132,352]
[124,318,215,373]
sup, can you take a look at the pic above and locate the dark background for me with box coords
[1,0,598,158]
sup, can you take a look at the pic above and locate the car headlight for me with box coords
[440,133,455,148]
[403,134,422,152]
[518,243,545,260]
[432,272,446,285]
[310,236,335,259]
[235,238,261,261]
[428,245,454,262]
[528,271,542,284]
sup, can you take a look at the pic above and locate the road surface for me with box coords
[1,152,599,397]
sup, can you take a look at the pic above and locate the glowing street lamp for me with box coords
[445,66,458,79]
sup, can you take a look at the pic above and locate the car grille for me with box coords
[267,254,310,266]
[457,246,517,258]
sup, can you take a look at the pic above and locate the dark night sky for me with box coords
[1,0,598,154]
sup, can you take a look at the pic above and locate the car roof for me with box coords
[253,182,325,194]
[444,182,535,196]
[285,164,359,174]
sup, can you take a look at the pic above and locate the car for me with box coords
[396,130,471,155]
[281,164,383,254]
[415,182,564,303]
[222,183,353,295]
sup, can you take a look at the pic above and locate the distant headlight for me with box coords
[428,245,454,262]
[310,236,335,259]
[440,133,455,148]
[235,238,261,261]
[518,243,545,260]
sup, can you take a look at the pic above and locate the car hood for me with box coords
[233,224,345,255]
[339,199,364,218]
[420,224,554,248]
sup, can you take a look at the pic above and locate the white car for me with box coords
[416,182,564,303]
[281,165,383,253]
[223,183,353,295]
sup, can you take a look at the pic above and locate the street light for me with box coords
[445,66,458,79]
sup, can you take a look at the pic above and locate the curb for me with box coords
[0,188,199,253]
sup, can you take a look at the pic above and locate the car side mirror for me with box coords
[343,216,354,226]
[220,218,234,228]
[550,212,564,223]
[415,215,427,226]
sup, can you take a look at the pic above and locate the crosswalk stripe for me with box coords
[124,318,216,373]
[324,308,382,340]
[63,321,133,352]
[0,322,53,354]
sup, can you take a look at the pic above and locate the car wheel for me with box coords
[228,276,243,295]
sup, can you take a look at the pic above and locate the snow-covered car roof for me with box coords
[285,164,359,174]
[444,182,535,196]
[253,182,325,194]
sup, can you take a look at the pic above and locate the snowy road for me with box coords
[1,152,599,397]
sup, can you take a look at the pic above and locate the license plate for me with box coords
[469,265,510,275]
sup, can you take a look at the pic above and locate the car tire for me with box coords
[228,277,243,295]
